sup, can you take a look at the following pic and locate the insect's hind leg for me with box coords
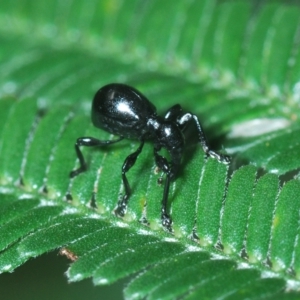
[114,140,145,217]
[70,136,124,177]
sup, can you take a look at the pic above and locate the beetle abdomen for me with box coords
[92,83,156,138]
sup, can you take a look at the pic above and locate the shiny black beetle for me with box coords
[70,83,230,230]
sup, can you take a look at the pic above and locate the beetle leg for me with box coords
[178,113,231,164]
[154,148,173,231]
[114,140,145,217]
[70,136,124,177]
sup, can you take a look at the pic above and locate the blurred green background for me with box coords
[0,251,124,300]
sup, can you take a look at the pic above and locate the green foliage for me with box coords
[1,0,300,298]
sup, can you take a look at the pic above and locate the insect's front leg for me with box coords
[70,136,124,177]
[154,148,173,232]
[114,140,145,218]
[178,113,231,164]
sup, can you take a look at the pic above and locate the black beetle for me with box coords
[70,83,230,231]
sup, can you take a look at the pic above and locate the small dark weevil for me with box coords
[70,83,230,231]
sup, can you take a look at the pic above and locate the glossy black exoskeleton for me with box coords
[70,83,230,231]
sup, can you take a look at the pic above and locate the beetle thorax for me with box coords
[148,117,184,152]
